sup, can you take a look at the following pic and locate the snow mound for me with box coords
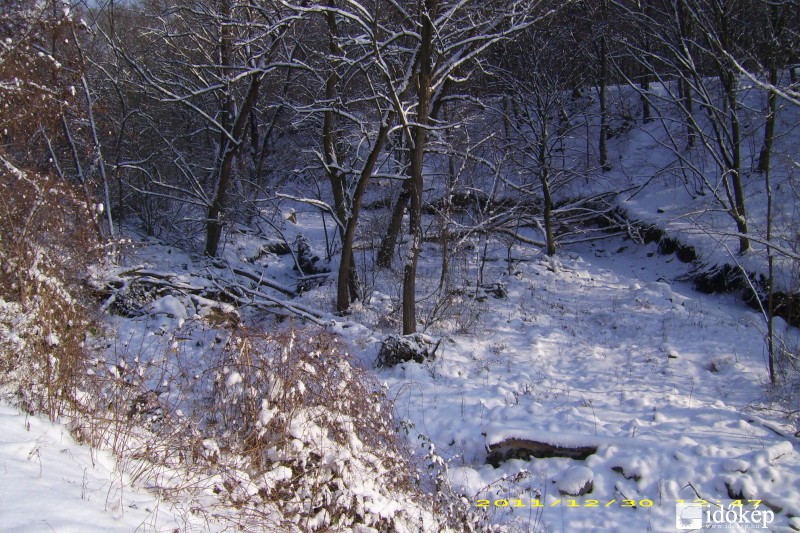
[557,466,594,496]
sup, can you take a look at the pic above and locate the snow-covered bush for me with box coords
[0,160,101,416]
[90,327,477,531]
[213,330,438,530]
[376,333,439,367]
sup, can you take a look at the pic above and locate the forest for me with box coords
[1,0,800,531]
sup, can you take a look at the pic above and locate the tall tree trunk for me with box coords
[439,102,456,289]
[726,100,749,255]
[205,75,262,257]
[757,69,777,174]
[639,37,652,124]
[598,34,611,172]
[537,103,555,256]
[378,179,411,268]
[206,0,234,257]
[596,0,611,172]
[378,131,409,268]
[402,0,435,335]
[639,0,653,124]
[323,0,359,302]
[379,81,450,269]
[757,12,780,175]
[718,7,748,254]
[676,0,696,148]
[765,159,777,383]
[681,78,696,148]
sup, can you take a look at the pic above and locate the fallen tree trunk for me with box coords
[486,438,598,467]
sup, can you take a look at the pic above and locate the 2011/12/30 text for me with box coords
[475,499,765,509]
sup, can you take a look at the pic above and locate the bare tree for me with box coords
[105,0,299,256]
[596,0,612,172]
[499,28,587,257]
[392,0,549,333]
[284,0,545,325]
[280,0,411,314]
[616,0,751,254]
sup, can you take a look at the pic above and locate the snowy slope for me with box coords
[607,81,800,292]
[0,404,192,533]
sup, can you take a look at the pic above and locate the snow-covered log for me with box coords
[486,438,599,467]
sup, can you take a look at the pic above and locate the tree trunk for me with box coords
[595,0,611,172]
[538,137,555,256]
[206,0,234,257]
[323,0,359,302]
[439,103,456,289]
[639,1,653,124]
[757,76,777,174]
[533,94,556,256]
[205,75,262,257]
[378,179,411,268]
[757,64,778,174]
[378,82,451,269]
[402,0,435,335]
[598,34,611,172]
[765,160,777,383]
[718,7,748,254]
[336,114,394,313]
[676,0,696,148]
[682,78,696,148]
[378,131,409,268]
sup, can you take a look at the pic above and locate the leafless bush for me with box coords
[0,159,102,417]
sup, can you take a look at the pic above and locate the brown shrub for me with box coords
[0,0,80,149]
[0,158,101,417]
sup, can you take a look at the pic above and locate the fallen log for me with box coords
[486,438,598,467]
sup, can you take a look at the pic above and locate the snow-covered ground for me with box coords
[5,224,793,531]
[0,403,193,532]
[364,236,800,531]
